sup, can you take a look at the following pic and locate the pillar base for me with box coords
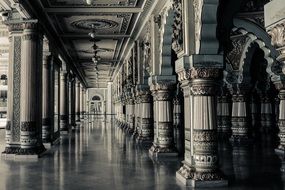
[176,163,195,186]
[176,163,227,187]
[14,145,46,160]
[149,145,178,158]
[43,137,60,149]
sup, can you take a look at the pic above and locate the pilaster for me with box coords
[2,22,23,156]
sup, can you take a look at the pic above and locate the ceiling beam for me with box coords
[44,7,143,14]
[60,33,130,39]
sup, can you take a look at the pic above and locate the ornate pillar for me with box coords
[127,96,135,133]
[219,89,232,139]
[173,95,183,153]
[230,94,250,143]
[70,76,76,128]
[80,86,85,119]
[18,21,45,156]
[277,90,285,150]
[265,0,285,153]
[2,23,22,155]
[136,85,153,143]
[132,93,140,137]
[190,68,225,184]
[260,94,273,135]
[176,67,227,187]
[59,71,69,133]
[75,80,81,122]
[42,42,55,145]
[149,77,177,157]
[250,94,260,138]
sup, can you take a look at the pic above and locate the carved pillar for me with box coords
[176,67,227,186]
[137,85,153,143]
[278,90,285,150]
[75,80,81,122]
[265,1,285,152]
[132,89,140,138]
[190,68,225,184]
[42,51,54,144]
[18,22,46,156]
[80,86,85,119]
[173,95,183,153]
[219,91,232,139]
[230,94,250,142]
[60,72,69,133]
[149,77,177,157]
[70,77,76,127]
[2,23,23,155]
[127,96,135,133]
[260,94,273,135]
[250,94,260,138]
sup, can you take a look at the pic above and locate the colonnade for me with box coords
[2,20,87,158]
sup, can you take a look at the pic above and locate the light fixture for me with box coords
[86,0,93,5]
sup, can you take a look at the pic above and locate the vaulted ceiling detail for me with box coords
[15,0,152,88]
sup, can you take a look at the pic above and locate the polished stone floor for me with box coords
[0,117,284,190]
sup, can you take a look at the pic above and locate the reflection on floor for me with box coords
[0,117,284,190]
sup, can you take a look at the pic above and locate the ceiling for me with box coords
[32,0,151,88]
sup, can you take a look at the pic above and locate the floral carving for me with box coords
[172,0,183,54]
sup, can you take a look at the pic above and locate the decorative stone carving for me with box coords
[71,19,119,30]
[226,35,248,70]
[268,22,285,55]
[172,0,183,54]
[193,0,203,52]
[190,68,222,79]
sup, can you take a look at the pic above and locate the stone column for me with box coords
[176,67,226,187]
[137,85,153,143]
[190,69,225,184]
[127,97,135,133]
[80,86,84,119]
[60,72,69,133]
[219,91,232,139]
[230,94,250,143]
[132,95,140,137]
[260,94,273,135]
[42,51,54,144]
[18,22,45,156]
[277,90,285,150]
[173,95,183,153]
[176,71,193,180]
[265,0,285,153]
[75,80,81,122]
[250,94,260,138]
[70,77,76,128]
[149,77,177,158]
[2,23,22,155]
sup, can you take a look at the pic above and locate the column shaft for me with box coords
[42,54,54,143]
[18,22,45,155]
[3,23,22,154]
[60,72,69,132]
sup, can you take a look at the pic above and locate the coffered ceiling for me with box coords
[19,0,155,88]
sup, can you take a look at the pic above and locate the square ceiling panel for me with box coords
[72,39,117,60]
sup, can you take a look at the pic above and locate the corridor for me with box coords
[0,117,284,190]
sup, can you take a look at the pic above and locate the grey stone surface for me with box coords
[0,119,284,190]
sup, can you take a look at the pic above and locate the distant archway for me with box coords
[92,95,101,101]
